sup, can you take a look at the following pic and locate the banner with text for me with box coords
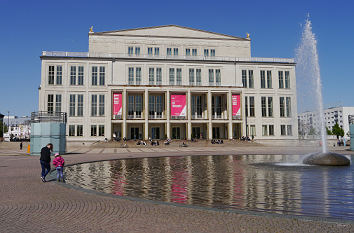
[171,94,186,117]
[113,93,122,116]
[232,94,241,117]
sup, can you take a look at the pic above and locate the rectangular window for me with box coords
[55,94,62,113]
[156,68,162,85]
[242,70,247,88]
[267,71,272,88]
[136,67,141,85]
[92,66,98,85]
[250,125,256,137]
[128,67,134,85]
[128,46,133,55]
[154,47,159,56]
[148,47,153,55]
[245,96,248,117]
[99,66,105,86]
[69,125,75,136]
[210,49,215,57]
[91,95,97,116]
[249,96,255,117]
[149,68,154,85]
[91,125,97,136]
[262,125,268,136]
[78,66,84,85]
[196,69,201,86]
[286,97,291,117]
[56,65,62,85]
[48,94,54,113]
[215,69,221,86]
[99,125,105,136]
[169,68,175,85]
[204,49,209,57]
[285,71,290,88]
[167,48,172,56]
[280,97,285,117]
[174,48,178,56]
[260,70,266,88]
[281,125,286,136]
[176,68,182,85]
[99,95,105,116]
[269,125,274,136]
[287,125,292,136]
[261,97,267,117]
[77,94,83,117]
[248,70,254,88]
[135,47,140,56]
[186,48,190,56]
[209,69,214,85]
[69,94,76,117]
[189,68,194,85]
[76,125,83,136]
[279,71,284,88]
[70,66,76,85]
[192,49,197,56]
[268,97,273,117]
[48,66,54,85]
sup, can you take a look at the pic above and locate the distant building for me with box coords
[3,115,31,141]
[298,107,354,139]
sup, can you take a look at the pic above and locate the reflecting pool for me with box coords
[64,154,354,220]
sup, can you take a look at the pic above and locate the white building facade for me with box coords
[39,25,298,141]
[298,107,354,139]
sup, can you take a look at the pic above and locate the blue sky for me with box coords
[0,0,353,116]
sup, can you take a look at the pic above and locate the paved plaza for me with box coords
[0,142,353,232]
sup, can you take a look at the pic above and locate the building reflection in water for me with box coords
[64,154,354,220]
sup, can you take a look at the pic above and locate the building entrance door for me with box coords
[212,127,220,139]
[192,127,201,139]
[172,127,180,139]
[131,128,139,139]
[152,127,160,139]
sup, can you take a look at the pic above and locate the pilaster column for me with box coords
[187,89,192,140]
[208,90,212,140]
[122,89,127,139]
[144,89,149,140]
[228,90,233,139]
[166,90,170,139]
[106,90,112,140]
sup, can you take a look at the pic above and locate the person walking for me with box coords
[20,142,23,150]
[40,143,53,182]
[53,153,65,182]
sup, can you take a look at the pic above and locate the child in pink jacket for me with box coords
[53,153,65,182]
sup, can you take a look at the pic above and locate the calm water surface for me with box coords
[64,154,354,220]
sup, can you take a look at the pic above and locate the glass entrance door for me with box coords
[212,127,220,139]
[192,127,201,139]
[172,127,181,139]
[152,127,160,139]
[131,127,140,139]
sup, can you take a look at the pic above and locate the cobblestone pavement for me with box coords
[0,146,353,233]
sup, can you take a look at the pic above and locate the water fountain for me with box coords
[296,18,350,166]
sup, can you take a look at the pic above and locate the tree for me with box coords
[326,127,332,135]
[0,123,8,138]
[332,123,344,139]
[309,127,317,135]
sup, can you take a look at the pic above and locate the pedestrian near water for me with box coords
[40,143,53,182]
[20,142,23,150]
[53,153,65,182]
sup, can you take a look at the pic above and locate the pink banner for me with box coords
[232,94,241,116]
[113,93,122,116]
[171,95,186,117]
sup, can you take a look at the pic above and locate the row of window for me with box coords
[48,65,105,86]
[247,124,292,137]
[128,46,216,57]
[245,96,291,118]
[48,94,104,117]
[128,67,221,86]
[242,70,290,89]
[68,124,105,137]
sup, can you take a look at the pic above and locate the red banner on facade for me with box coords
[113,93,122,116]
[232,94,241,117]
[171,95,186,117]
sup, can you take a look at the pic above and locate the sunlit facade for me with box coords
[39,25,297,141]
